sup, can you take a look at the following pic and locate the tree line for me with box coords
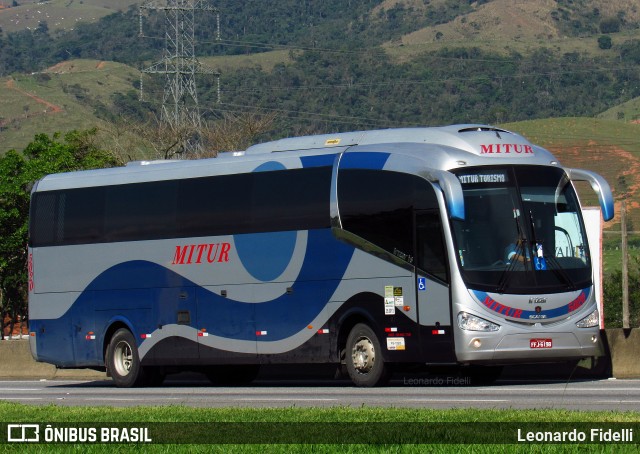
[189,44,640,138]
[0,130,120,339]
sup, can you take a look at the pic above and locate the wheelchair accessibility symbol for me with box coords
[417,277,427,291]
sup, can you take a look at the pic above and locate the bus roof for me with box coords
[245,124,520,154]
[33,124,559,192]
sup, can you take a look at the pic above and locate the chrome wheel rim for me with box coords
[351,336,375,374]
[113,340,133,376]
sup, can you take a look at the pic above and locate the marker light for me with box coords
[576,308,599,328]
[457,312,500,332]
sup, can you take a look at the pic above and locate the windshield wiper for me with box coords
[545,255,577,291]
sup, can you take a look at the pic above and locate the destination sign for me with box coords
[457,171,508,185]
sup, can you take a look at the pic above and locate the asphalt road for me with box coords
[1,376,640,411]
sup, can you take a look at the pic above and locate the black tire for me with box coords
[205,365,261,386]
[106,328,145,388]
[345,323,391,387]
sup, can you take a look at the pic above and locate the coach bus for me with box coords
[28,125,614,387]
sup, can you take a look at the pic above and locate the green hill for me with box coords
[0,0,137,34]
[598,96,640,122]
[383,0,640,58]
[0,59,142,156]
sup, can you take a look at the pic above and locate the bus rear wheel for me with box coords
[345,323,391,387]
[106,328,144,388]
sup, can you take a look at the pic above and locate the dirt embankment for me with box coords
[5,78,63,114]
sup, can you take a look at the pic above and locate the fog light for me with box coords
[591,335,598,343]
[471,338,482,349]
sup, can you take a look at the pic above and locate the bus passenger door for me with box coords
[414,210,455,362]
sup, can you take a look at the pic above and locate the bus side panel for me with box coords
[416,277,456,363]
[254,294,428,365]
[332,250,428,365]
[344,291,427,364]
[30,315,76,367]
[196,285,258,364]
[70,292,97,366]
[93,289,153,364]
[29,291,80,367]
[146,287,200,365]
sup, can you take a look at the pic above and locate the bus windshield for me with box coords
[451,166,591,294]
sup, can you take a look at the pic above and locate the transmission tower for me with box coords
[139,0,220,157]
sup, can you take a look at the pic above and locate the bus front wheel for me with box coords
[106,328,144,388]
[345,323,391,387]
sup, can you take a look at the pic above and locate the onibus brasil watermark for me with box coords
[7,424,151,443]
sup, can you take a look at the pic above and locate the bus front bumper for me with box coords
[455,329,604,364]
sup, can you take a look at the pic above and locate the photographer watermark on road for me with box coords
[401,376,473,386]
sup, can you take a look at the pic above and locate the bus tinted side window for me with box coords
[30,192,61,246]
[338,169,447,281]
[178,167,331,237]
[105,181,177,242]
[64,187,105,244]
[339,169,414,261]
[178,173,253,237]
[252,168,330,232]
[30,166,332,246]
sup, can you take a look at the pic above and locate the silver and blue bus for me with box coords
[28,125,614,387]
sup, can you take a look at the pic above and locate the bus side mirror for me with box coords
[566,168,614,222]
[422,170,465,221]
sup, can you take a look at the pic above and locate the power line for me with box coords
[139,0,220,157]
[208,102,420,128]
[214,67,640,95]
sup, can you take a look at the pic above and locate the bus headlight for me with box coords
[575,308,599,328]
[457,312,500,332]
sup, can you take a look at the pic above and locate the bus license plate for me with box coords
[530,338,552,349]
